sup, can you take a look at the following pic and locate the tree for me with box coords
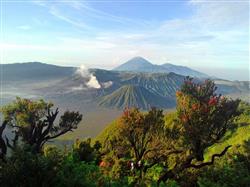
[1,97,82,153]
[0,145,61,187]
[72,138,101,163]
[105,107,179,184]
[198,140,250,187]
[0,120,8,161]
[158,78,240,184]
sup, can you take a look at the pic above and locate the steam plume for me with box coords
[75,65,101,89]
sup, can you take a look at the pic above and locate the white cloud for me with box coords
[6,0,249,80]
[189,0,249,30]
[49,6,92,30]
[63,0,149,26]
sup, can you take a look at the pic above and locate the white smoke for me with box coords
[86,74,101,89]
[102,81,113,88]
[76,65,89,77]
[75,65,101,89]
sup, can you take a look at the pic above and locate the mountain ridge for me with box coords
[2,61,249,110]
[98,85,175,110]
[0,62,75,82]
[114,56,208,78]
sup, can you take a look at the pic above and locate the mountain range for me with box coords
[114,56,208,78]
[1,58,249,110]
[0,62,74,82]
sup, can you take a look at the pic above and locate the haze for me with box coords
[1,0,249,80]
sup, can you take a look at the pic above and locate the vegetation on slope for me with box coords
[1,79,249,187]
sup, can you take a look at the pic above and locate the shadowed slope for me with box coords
[98,85,174,110]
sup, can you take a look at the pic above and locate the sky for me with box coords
[0,0,249,80]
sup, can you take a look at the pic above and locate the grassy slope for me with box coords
[96,111,250,159]
[205,114,250,160]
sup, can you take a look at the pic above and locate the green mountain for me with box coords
[98,85,174,110]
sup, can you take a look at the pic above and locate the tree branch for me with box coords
[0,120,7,134]
[187,145,231,169]
[41,108,59,138]
[45,127,73,141]
[0,121,8,160]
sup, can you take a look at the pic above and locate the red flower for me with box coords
[99,161,107,167]
[208,97,217,106]
[123,108,130,117]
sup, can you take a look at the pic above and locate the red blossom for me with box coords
[99,161,107,167]
[208,97,217,106]
[123,108,130,117]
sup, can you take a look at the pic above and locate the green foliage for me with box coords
[0,145,106,187]
[176,77,240,161]
[1,97,52,127]
[0,82,249,187]
[98,107,174,185]
[1,97,82,153]
[198,140,250,187]
[55,156,102,187]
[205,103,250,160]
[0,145,61,187]
[72,138,101,163]
[95,119,120,146]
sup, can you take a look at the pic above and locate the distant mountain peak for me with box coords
[114,57,209,78]
[129,56,151,62]
[114,56,153,72]
[123,56,152,65]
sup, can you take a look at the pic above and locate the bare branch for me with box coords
[187,145,231,169]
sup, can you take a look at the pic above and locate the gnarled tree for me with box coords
[1,97,82,153]
[158,78,240,184]
[105,107,180,183]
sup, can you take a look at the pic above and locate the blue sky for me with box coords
[1,0,249,80]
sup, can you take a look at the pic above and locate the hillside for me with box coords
[205,102,250,159]
[114,56,208,77]
[0,62,75,82]
[1,62,249,112]
[96,108,250,156]
[161,63,208,77]
[98,85,174,110]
